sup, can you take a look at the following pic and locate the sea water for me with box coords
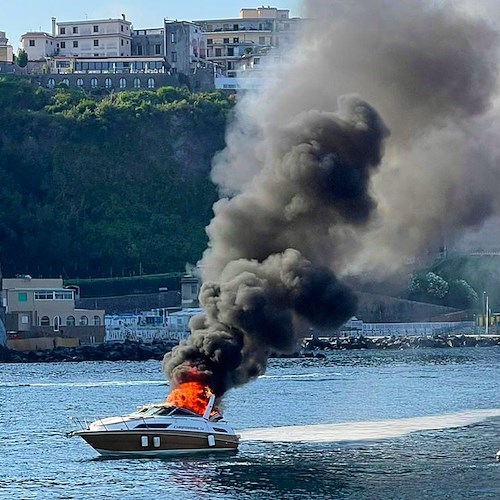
[0,347,499,499]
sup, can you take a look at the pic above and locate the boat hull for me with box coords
[75,429,239,456]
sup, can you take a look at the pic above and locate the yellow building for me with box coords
[195,6,300,77]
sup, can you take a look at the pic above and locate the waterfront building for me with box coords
[1,275,105,350]
[167,308,203,339]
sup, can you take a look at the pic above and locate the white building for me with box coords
[20,15,132,62]
[20,32,56,61]
[166,308,203,339]
[105,309,187,343]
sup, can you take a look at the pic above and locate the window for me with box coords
[121,25,124,31]
[227,48,234,56]
[18,292,27,302]
[79,316,89,326]
[215,48,222,57]
[47,78,55,89]
[147,78,155,89]
[206,24,213,32]
[35,291,53,300]
[171,51,177,63]
[137,45,143,55]
[60,27,66,35]
[105,78,112,88]
[93,315,101,326]
[72,27,78,34]
[223,38,229,44]
[90,78,98,88]
[121,39,124,46]
[55,291,72,300]
[191,284,198,294]
[233,24,239,31]
[207,38,213,45]
[233,37,239,43]
[21,315,29,324]
[93,25,99,32]
[66,316,76,326]
[29,40,35,47]
[259,36,265,45]
[60,41,66,48]
[40,316,50,326]
[76,78,83,87]
[53,316,61,331]
[171,33,176,43]
[119,77,126,89]
[133,78,141,89]
[155,44,161,54]
[61,78,70,87]
[94,39,99,47]
[73,41,78,48]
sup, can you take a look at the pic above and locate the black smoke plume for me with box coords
[163,97,388,396]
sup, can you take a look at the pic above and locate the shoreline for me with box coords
[1,334,499,364]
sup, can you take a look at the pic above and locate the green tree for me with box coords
[16,49,28,68]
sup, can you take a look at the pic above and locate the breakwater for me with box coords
[302,334,500,351]
[0,340,177,363]
[1,334,499,363]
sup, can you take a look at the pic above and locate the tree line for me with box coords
[0,76,233,279]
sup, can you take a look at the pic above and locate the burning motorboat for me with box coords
[69,394,239,456]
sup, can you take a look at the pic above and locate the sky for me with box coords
[0,0,301,50]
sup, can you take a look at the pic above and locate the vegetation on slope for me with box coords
[0,76,233,278]
[407,255,500,310]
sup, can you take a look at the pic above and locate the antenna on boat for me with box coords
[202,394,216,420]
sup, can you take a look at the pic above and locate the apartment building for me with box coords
[195,6,299,77]
[1,276,105,350]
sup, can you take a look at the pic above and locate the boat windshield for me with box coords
[131,405,199,417]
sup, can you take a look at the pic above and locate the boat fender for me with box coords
[496,450,500,462]
[208,435,216,447]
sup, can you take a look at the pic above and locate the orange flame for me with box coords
[166,381,214,416]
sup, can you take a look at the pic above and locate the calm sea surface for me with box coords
[1,347,499,499]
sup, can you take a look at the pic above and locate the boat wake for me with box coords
[240,409,500,443]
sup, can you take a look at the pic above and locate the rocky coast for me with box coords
[1,334,499,363]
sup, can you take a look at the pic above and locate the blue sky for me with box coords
[1,0,301,50]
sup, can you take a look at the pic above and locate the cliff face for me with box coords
[0,77,233,278]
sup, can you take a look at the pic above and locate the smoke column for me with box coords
[163,0,500,397]
[163,96,388,396]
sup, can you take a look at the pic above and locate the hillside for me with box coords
[0,76,233,278]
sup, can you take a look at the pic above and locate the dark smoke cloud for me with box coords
[163,97,387,396]
[163,249,358,396]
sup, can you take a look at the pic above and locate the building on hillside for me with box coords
[132,28,165,57]
[1,275,105,351]
[195,5,301,88]
[20,15,132,62]
[0,31,13,63]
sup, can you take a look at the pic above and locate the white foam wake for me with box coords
[240,409,500,443]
